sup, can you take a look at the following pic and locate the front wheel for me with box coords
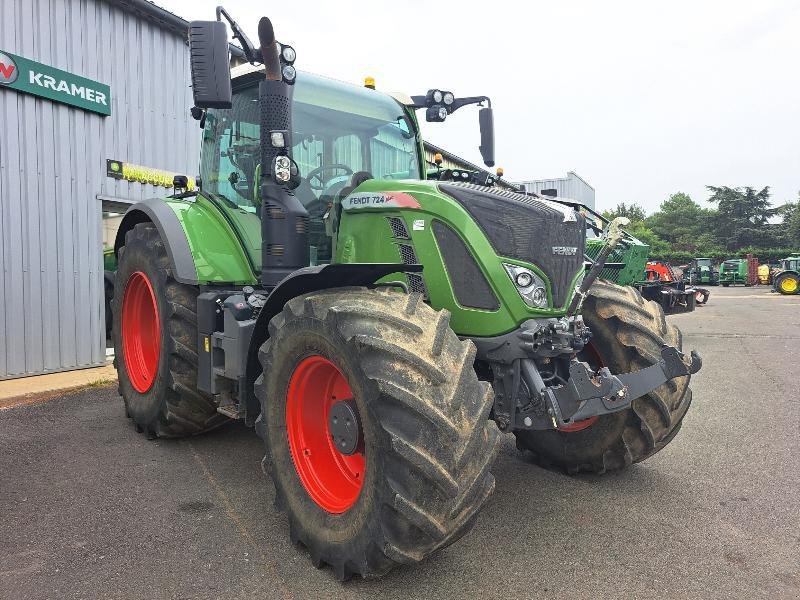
[515,280,693,474]
[258,287,500,579]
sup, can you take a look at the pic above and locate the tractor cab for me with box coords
[781,256,800,271]
[198,69,424,268]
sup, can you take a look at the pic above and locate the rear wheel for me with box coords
[258,287,500,579]
[113,222,227,438]
[776,273,799,295]
[515,280,693,474]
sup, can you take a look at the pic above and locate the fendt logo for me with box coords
[0,51,19,85]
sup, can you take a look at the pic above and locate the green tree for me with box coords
[603,202,647,223]
[707,186,777,250]
[780,194,800,248]
[646,192,711,252]
[627,222,670,257]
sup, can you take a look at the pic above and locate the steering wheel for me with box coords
[307,164,353,191]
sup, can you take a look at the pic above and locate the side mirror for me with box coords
[478,107,495,167]
[189,21,232,109]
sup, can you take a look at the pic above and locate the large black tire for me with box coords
[515,280,693,474]
[113,222,227,438]
[258,287,500,579]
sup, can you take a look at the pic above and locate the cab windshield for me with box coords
[199,73,421,267]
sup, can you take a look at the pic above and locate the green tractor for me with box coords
[686,257,719,286]
[718,258,748,287]
[111,10,700,579]
[773,255,800,295]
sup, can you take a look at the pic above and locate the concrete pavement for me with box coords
[1,285,798,599]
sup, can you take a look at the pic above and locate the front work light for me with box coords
[426,105,448,122]
[280,44,296,64]
[270,131,286,148]
[281,65,297,83]
[443,91,454,106]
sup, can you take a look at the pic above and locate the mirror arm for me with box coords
[215,5,260,63]
[409,95,491,112]
[451,95,491,112]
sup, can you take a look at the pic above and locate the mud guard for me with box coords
[114,199,199,284]
[243,263,421,420]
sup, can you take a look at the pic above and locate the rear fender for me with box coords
[114,197,257,285]
[115,199,199,284]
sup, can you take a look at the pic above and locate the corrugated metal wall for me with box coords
[519,172,596,209]
[0,0,200,379]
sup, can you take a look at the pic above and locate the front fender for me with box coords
[243,263,420,420]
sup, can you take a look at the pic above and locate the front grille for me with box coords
[433,220,499,310]
[440,183,585,306]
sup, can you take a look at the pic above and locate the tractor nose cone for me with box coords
[329,399,361,455]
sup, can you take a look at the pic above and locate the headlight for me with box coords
[438,106,448,120]
[443,91,454,105]
[504,264,549,308]
[515,272,533,287]
[432,90,443,103]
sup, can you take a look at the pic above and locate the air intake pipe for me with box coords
[257,17,308,288]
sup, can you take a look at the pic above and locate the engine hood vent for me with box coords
[439,183,585,307]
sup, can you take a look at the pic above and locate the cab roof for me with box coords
[230,63,415,106]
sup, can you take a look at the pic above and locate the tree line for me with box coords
[601,186,800,264]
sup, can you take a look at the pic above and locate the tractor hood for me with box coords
[438,183,586,307]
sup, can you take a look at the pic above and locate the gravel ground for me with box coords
[1,285,799,600]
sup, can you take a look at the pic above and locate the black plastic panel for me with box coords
[440,183,585,307]
[433,220,499,311]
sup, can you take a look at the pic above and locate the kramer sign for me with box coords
[0,50,111,116]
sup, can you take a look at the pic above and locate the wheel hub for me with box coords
[286,356,365,513]
[121,271,160,393]
[329,399,361,455]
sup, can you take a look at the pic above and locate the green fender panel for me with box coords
[115,195,258,286]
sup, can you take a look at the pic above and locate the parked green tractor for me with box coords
[581,213,700,311]
[686,257,719,286]
[111,9,700,579]
[773,256,800,295]
[719,258,748,287]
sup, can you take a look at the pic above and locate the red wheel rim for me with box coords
[558,342,603,432]
[286,356,364,513]
[121,271,161,393]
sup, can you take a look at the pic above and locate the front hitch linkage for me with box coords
[521,346,702,429]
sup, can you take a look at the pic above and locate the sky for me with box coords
[158,0,800,214]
